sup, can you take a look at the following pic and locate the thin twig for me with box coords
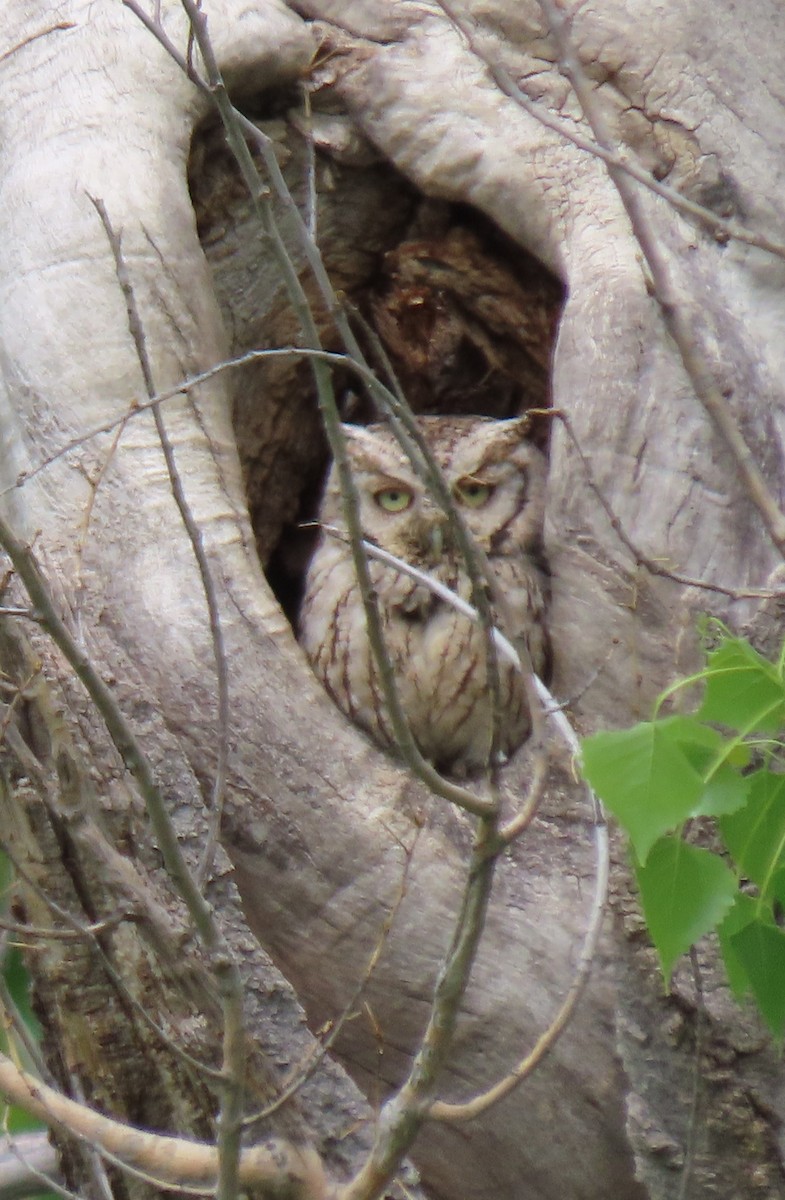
[122,0,208,92]
[168,0,496,819]
[87,197,230,887]
[339,819,500,1200]
[0,526,242,1086]
[72,417,129,639]
[3,347,381,499]
[430,670,608,1120]
[434,0,785,264]
[88,194,242,1199]
[244,826,420,1126]
[0,977,48,1082]
[66,1077,115,1200]
[344,307,512,773]
[0,668,39,744]
[0,913,123,942]
[300,83,318,243]
[315,532,608,1123]
[429,815,607,1120]
[677,951,706,1200]
[539,409,781,601]
[0,23,75,67]
[538,0,785,560]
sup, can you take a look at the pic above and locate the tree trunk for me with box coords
[1,2,784,1199]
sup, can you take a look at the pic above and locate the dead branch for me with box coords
[538,0,785,560]
[0,1053,327,1200]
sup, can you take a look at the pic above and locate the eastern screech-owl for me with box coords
[299,416,549,775]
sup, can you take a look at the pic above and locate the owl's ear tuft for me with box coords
[489,415,534,447]
[467,414,537,469]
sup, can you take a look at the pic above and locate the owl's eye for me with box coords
[374,487,414,513]
[454,478,494,508]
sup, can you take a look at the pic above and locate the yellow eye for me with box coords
[455,479,493,508]
[375,487,413,513]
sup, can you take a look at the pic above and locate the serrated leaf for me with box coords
[730,918,785,1040]
[693,762,753,817]
[720,771,785,901]
[697,637,785,733]
[635,836,737,983]
[718,893,758,999]
[581,720,705,862]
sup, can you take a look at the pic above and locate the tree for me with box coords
[1,1,784,1198]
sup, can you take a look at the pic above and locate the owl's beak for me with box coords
[414,499,451,563]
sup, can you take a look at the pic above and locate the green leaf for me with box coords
[717,893,758,999]
[720,771,785,901]
[730,918,785,1040]
[582,720,705,862]
[697,637,785,733]
[667,716,752,817]
[771,867,785,912]
[694,761,753,817]
[635,836,737,983]
[665,715,724,753]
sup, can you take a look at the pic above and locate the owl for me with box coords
[299,416,549,775]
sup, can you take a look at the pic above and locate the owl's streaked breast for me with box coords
[299,415,549,775]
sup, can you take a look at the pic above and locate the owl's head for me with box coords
[321,415,547,564]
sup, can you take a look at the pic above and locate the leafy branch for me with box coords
[582,628,785,1038]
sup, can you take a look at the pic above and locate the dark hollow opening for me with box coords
[189,100,565,624]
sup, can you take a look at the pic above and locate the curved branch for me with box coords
[0,1054,327,1200]
[538,0,785,559]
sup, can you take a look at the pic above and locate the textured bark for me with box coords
[1,2,784,1199]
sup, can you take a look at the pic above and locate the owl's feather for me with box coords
[300,416,549,775]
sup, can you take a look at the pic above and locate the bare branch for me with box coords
[541,409,781,601]
[245,826,420,1126]
[434,0,785,264]
[0,1132,62,1200]
[429,671,609,1121]
[87,195,230,888]
[88,193,243,1199]
[0,522,237,1028]
[537,0,785,559]
[338,821,499,1200]
[0,1053,328,1199]
[3,347,381,500]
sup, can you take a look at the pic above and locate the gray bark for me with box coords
[1,2,784,1199]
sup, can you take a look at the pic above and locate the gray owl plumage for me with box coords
[299,416,549,774]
